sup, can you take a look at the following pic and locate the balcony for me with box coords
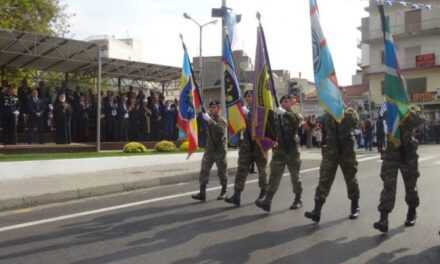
[365,52,440,75]
[362,18,440,43]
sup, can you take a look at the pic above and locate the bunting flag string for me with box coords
[374,0,432,11]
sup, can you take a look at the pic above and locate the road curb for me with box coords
[0,168,238,212]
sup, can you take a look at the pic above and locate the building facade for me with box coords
[193,50,291,108]
[86,35,144,62]
[359,0,440,121]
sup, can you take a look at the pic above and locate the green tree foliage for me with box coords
[0,0,72,36]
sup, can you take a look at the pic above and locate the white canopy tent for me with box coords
[0,29,181,151]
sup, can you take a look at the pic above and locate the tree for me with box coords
[0,0,72,36]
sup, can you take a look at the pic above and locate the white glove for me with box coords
[13,110,20,116]
[49,104,54,111]
[124,113,129,119]
[276,107,286,115]
[241,106,250,115]
[202,113,213,123]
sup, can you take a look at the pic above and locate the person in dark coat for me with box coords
[77,95,91,142]
[54,93,72,144]
[26,89,47,144]
[1,86,20,145]
[117,95,130,142]
[148,93,164,141]
[164,100,178,141]
[376,115,385,153]
[102,91,118,141]
[17,78,30,134]
[136,98,151,141]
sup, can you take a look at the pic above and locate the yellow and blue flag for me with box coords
[223,34,246,135]
[252,21,277,154]
[310,0,345,122]
[177,40,204,157]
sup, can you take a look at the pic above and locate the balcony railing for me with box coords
[363,18,440,41]
[365,57,439,74]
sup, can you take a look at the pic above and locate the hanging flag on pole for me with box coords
[223,33,246,135]
[177,35,205,158]
[309,0,345,122]
[251,13,277,155]
[378,3,410,146]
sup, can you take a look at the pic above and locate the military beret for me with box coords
[209,100,221,107]
[280,94,292,103]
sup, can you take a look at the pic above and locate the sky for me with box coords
[64,0,369,86]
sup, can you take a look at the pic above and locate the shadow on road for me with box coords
[171,217,348,264]
[365,246,440,264]
[269,226,405,264]
[0,201,231,261]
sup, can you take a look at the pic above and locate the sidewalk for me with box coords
[0,150,324,212]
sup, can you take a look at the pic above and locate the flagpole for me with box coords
[220,0,229,147]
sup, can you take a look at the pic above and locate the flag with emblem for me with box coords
[378,3,410,146]
[223,34,246,135]
[252,18,277,154]
[310,0,345,122]
[177,37,204,157]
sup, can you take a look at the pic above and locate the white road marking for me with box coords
[0,155,380,233]
[419,156,437,163]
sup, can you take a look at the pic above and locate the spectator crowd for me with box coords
[0,79,179,145]
[298,112,440,152]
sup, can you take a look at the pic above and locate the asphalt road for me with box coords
[0,146,439,264]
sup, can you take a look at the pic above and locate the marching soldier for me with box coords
[255,95,303,212]
[225,90,272,207]
[27,88,47,144]
[192,100,228,202]
[374,105,424,233]
[1,86,20,145]
[304,108,361,223]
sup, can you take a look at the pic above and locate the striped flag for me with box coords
[378,4,410,146]
[223,34,246,135]
[310,0,345,122]
[252,19,277,154]
[177,38,204,157]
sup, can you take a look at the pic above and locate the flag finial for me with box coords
[256,12,262,23]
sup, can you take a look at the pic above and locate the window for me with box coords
[381,50,384,65]
[381,80,384,95]
[406,77,427,99]
[405,10,421,33]
[404,46,421,68]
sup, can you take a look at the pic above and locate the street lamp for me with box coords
[183,13,217,95]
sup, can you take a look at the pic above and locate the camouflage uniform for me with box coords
[314,109,360,204]
[266,110,303,198]
[233,111,269,193]
[199,114,228,187]
[378,107,424,213]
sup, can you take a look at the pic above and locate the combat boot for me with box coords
[304,200,323,223]
[217,184,227,200]
[255,193,274,212]
[349,199,360,219]
[373,211,389,233]
[404,207,417,227]
[191,184,207,202]
[225,191,241,207]
[256,188,267,201]
[290,195,303,210]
